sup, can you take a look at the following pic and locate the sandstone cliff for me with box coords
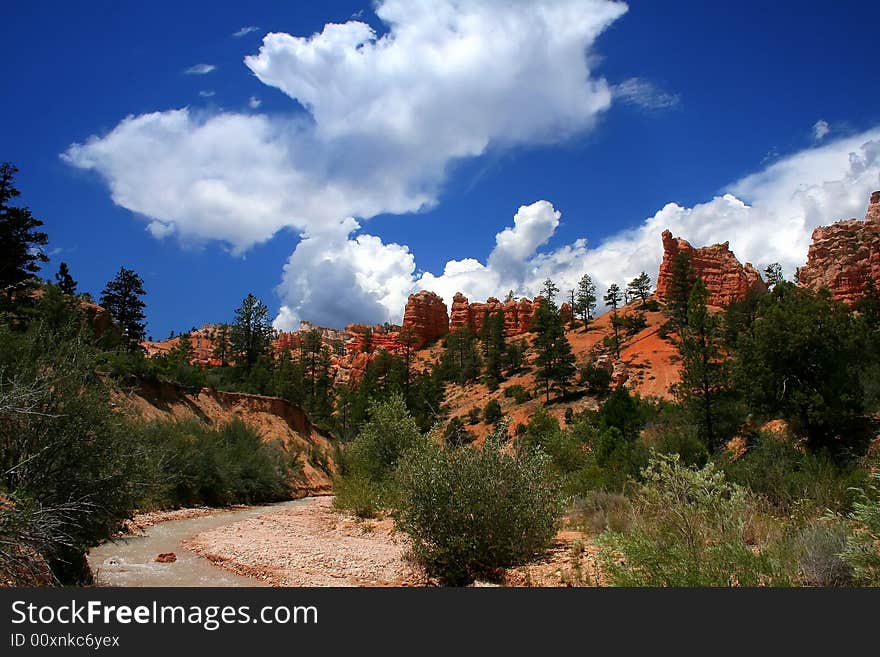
[798,191,880,304]
[655,230,766,306]
[450,293,537,337]
[401,290,449,347]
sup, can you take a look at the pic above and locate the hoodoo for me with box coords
[655,230,766,306]
[798,191,880,304]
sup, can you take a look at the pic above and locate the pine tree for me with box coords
[212,323,232,366]
[542,278,559,305]
[533,286,576,403]
[667,252,696,329]
[0,163,48,300]
[168,331,194,366]
[230,293,274,368]
[574,274,597,327]
[604,283,623,359]
[763,262,784,290]
[675,280,727,450]
[627,271,652,306]
[856,276,880,331]
[483,311,507,389]
[54,262,77,296]
[100,266,147,347]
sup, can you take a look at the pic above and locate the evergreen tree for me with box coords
[100,267,147,347]
[604,283,623,359]
[574,273,597,327]
[627,271,652,306]
[674,280,728,450]
[533,292,576,403]
[168,331,194,365]
[483,311,507,390]
[541,278,559,305]
[54,262,77,296]
[211,323,232,366]
[0,163,49,301]
[667,252,696,329]
[734,282,863,449]
[361,327,373,353]
[856,276,880,332]
[440,328,481,384]
[230,293,274,368]
[763,262,784,290]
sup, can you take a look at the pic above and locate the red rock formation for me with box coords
[515,297,536,334]
[798,191,880,304]
[344,324,407,355]
[450,293,472,332]
[470,297,504,335]
[450,293,538,337]
[560,302,574,325]
[402,291,449,348]
[141,324,225,367]
[655,230,766,307]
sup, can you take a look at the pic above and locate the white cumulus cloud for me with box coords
[273,128,880,328]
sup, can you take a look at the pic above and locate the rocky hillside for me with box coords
[114,379,337,496]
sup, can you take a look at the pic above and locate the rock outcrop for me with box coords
[450,293,472,332]
[798,191,880,304]
[402,291,449,348]
[450,293,538,337]
[655,230,766,306]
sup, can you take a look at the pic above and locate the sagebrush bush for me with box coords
[789,519,852,586]
[569,492,632,535]
[598,454,786,586]
[394,423,563,585]
[839,473,880,585]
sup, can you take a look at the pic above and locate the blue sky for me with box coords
[4,0,880,338]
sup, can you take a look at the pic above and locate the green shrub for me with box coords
[467,406,482,424]
[344,395,426,483]
[394,424,564,585]
[722,436,865,516]
[483,399,502,425]
[332,473,382,519]
[503,384,531,403]
[442,417,474,447]
[569,492,632,535]
[0,320,147,582]
[598,454,785,586]
[138,418,289,507]
[333,395,427,515]
[839,473,880,585]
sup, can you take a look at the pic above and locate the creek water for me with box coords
[87,499,310,587]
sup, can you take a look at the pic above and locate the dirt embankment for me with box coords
[114,379,338,496]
